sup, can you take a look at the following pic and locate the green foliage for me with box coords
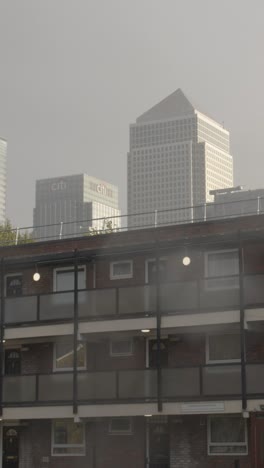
[87,219,115,236]
[0,220,33,246]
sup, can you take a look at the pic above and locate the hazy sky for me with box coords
[0,0,263,227]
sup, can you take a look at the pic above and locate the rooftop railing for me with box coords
[2,196,264,246]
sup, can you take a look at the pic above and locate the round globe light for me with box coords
[33,272,40,282]
[182,256,191,266]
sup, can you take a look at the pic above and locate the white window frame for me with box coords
[53,265,86,292]
[53,342,87,372]
[51,419,85,456]
[145,258,167,284]
[109,417,133,435]
[206,334,241,364]
[110,260,133,280]
[204,249,239,291]
[207,416,248,456]
[4,273,23,297]
[110,338,133,357]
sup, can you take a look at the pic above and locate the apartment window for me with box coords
[110,261,133,280]
[109,418,132,435]
[110,339,133,357]
[52,420,85,455]
[54,342,86,371]
[53,266,86,292]
[205,250,239,289]
[5,274,23,297]
[206,334,241,363]
[208,416,247,455]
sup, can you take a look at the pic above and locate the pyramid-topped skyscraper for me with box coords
[127,89,233,227]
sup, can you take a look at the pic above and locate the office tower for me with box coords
[127,88,233,227]
[204,186,264,220]
[33,174,120,240]
[0,137,7,224]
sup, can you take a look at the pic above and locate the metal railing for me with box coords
[2,196,264,246]
[2,273,264,326]
[2,362,264,406]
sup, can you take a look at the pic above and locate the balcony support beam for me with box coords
[239,241,247,411]
[73,249,79,415]
[155,244,162,413]
[0,258,5,416]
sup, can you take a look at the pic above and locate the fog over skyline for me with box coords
[0,0,263,227]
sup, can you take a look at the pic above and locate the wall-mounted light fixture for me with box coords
[182,244,191,266]
[182,256,191,266]
[33,265,40,282]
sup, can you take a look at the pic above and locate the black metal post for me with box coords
[0,258,4,416]
[238,241,247,411]
[155,243,162,412]
[73,249,79,415]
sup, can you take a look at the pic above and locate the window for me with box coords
[52,420,85,455]
[110,261,133,280]
[110,339,133,356]
[53,266,86,292]
[109,418,132,435]
[5,274,23,297]
[206,334,241,363]
[54,342,86,371]
[205,250,239,289]
[208,416,247,455]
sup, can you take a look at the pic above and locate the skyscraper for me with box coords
[33,174,120,240]
[0,137,7,224]
[127,89,233,227]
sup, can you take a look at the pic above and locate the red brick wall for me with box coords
[95,417,145,468]
[17,338,145,375]
[19,420,94,468]
[21,343,53,374]
[246,332,264,363]
[168,335,205,367]
[18,416,255,468]
[15,331,264,378]
[2,214,264,297]
[19,418,144,468]
[170,416,251,468]
[93,337,145,371]
[2,213,264,262]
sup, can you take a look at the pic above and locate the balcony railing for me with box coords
[2,273,264,326]
[2,363,264,406]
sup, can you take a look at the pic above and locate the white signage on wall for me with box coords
[51,181,67,191]
[89,182,113,198]
[181,402,225,414]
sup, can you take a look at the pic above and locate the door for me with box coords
[146,259,167,285]
[4,350,21,375]
[255,416,264,468]
[148,339,168,368]
[3,428,19,468]
[149,421,169,468]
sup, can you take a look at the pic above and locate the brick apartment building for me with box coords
[0,214,264,467]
